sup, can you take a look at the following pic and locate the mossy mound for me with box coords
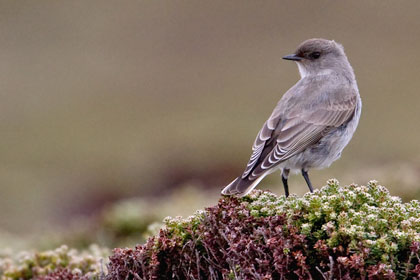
[107,180,420,279]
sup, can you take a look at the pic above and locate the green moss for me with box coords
[163,210,206,244]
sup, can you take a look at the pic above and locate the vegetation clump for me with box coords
[0,245,108,280]
[106,180,420,279]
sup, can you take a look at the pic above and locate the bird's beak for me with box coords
[282,54,303,61]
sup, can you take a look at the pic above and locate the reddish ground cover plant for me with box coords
[106,180,420,280]
[37,268,89,280]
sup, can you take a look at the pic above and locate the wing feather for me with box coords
[242,89,357,181]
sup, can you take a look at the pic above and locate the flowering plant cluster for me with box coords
[107,180,420,279]
[0,245,108,280]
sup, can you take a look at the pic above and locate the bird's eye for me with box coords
[309,52,321,59]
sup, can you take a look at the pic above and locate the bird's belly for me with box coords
[275,97,360,174]
[283,118,359,171]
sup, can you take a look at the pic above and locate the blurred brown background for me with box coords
[1,1,420,240]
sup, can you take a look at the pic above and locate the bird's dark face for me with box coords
[283,39,347,77]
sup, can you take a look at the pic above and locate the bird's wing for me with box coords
[242,115,280,178]
[242,89,357,181]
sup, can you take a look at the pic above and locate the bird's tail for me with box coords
[221,173,268,197]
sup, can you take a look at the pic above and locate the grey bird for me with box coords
[221,38,361,197]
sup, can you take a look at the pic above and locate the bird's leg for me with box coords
[301,169,314,193]
[282,168,290,197]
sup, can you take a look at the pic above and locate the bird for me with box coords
[221,38,361,197]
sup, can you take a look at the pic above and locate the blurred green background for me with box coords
[1,1,420,249]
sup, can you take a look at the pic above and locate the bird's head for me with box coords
[283,38,348,78]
